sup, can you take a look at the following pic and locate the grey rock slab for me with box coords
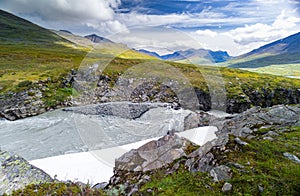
[222,182,232,192]
[0,150,52,195]
[92,182,108,189]
[234,137,248,146]
[115,134,193,172]
[263,136,274,141]
[210,165,232,182]
[265,131,279,137]
[283,152,300,164]
[228,162,244,169]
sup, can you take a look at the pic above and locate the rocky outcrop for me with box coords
[0,90,46,121]
[63,102,170,119]
[108,104,300,194]
[243,87,300,108]
[0,79,72,121]
[0,150,53,195]
[211,104,300,137]
[73,73,300,114]
[1,65,300,121]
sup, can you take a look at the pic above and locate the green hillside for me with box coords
[0,9,68,44]
[225,32,300,77]
[0,9,300,116]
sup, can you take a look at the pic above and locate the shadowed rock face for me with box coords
[0,150,53,195]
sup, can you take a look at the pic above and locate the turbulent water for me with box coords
[0,102,192,160]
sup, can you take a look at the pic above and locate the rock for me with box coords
[228,162,244,169]
[211,105,300,138]
[222,182,232,192]
[188,133,228,159]
[265,131,279,137]
[66,102,154,119]
[115,134,195,172]
[127,184,139,196]
[263,136,274,141]
[92,182,108,189]
[108,104,299,193]
[283,152,300,164]
[0,150,53,195]
[257,105,300,124]
[146,188,154,193]
[210,165,232,182]
[199,111,218,126]
[244,88,300,111]
[226,97,251,113]
[184,112,199,130]
[234,137,248,146]
[142,175,151,182]
[186,152,214,173]
[194,88,211,111]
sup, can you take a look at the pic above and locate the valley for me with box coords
[0,7,299,196]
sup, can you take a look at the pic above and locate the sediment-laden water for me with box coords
[0,102,192,160]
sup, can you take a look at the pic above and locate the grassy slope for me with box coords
[241,64,300,79]
[223,51,300,78]
[0,9,88,92]
[221,54,300,77]
[0,9,157,108]
[101,58,300,100]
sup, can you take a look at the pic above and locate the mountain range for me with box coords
[137,32,300,70]
[0,8,300,196]
[0,8,299,75]
[137,48,231,64]
[226,32,300,69]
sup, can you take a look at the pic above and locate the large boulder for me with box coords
[114,133,196,173]
[0,150,53,195]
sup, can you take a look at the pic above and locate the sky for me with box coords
[1,0,300,56]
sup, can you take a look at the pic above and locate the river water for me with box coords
[0,102,192,160]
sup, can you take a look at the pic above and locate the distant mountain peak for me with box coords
[84,34,113,43]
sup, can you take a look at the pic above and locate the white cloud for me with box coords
[194,29,218,37]
[187,8,300,56]
[2,0,120,21]
[117,12,191,28]
[87,20,129,34]
[1,0,124,34]
[109,28,205,55]
[226,9,300,45]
